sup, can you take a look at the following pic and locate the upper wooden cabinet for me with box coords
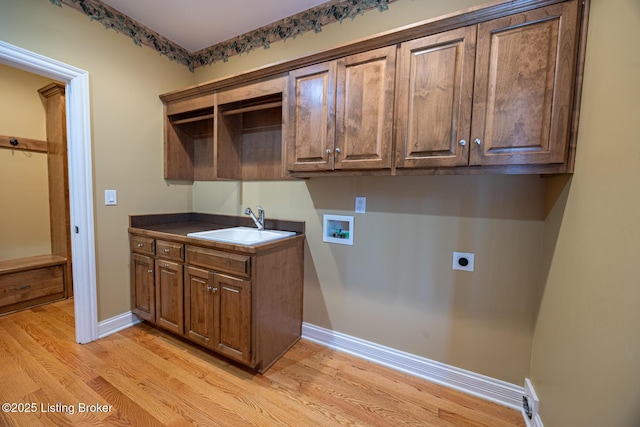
[163,75,287,181]
[395,26,476,168]
[470,1,579,166]
[396,0,581,170]
[161,0,588,177]
[286,45,396,173]
[286,61,336,172]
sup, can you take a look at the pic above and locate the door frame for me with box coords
[0,41,98,344]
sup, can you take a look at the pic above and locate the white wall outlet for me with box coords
[522,378,540,427]
[452,251,474,272]
[355,196,366,213]
[105,189,117,206]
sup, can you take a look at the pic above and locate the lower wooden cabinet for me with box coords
[130,253,155,322]
[155,259,184,335]
[215,273,251,364]
[184,266,216,348]
[184,268,253,364]
[129,231,304,372]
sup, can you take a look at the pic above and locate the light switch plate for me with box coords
[355,196,366,214]
[105,189,117,206]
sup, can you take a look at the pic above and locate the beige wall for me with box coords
[194,176,546,383]
[0,64,52,261]
[531,0,640,426]
[192,0,546,384]
[0,0,194,320]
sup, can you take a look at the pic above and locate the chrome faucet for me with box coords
[244,205,265,230]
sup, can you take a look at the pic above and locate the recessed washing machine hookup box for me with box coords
[323,214,354,246]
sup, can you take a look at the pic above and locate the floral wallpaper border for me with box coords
[50,0,395,71]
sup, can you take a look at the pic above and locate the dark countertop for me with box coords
[128,212,305,254]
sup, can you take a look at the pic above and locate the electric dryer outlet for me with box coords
[452,252,474,272]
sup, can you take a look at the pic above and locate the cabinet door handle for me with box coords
[335,148,341,154]
[474,138,481,145]
[326,149,332,156]
[147,269,153,273]
[163,263,170,268]
[206,286,218,293]
[459,139,467,146]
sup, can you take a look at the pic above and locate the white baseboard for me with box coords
[523,378,544,427]
[525,411,544,427]
[302,322,524,411]
[97,310,141,339]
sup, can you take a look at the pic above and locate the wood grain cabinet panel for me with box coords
[287,45,396,173]
[155,259,184,335]
[215,273,251,364]
[470,0,580,166]
[184,266,217,349]
[130,253,155,322]
[156,240,184,262]
[129,235,155,256]
[396,26,476,168]
[396,0,581,170]
[335,46,396,170]
[287,62,336,172]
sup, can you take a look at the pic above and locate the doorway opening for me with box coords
[0,41,97,344]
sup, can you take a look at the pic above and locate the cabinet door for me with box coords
[395,26,476,168]
[470,0,579,166]
[131,253,155,322]
[335,46,396,170]
[214,273,251,364]
[286,62,336,172]
[184,266,217,349]
[155,259,184,334]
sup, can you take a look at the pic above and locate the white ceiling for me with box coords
[100,0,330,52]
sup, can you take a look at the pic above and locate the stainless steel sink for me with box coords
[187,227,295,245]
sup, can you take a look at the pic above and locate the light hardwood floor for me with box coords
[0,299,525,426]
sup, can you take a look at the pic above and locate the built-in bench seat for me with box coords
[0,254,67,315]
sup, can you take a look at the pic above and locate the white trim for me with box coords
[533,414,545,427]
[98,311,142,339]
[302,323,524,411]
[0,41,98,344]
[523,378,544,427]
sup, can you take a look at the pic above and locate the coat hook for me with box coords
[9,138,18,146]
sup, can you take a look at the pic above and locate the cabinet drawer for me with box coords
[0,265,64,307]
[130,235,155,255]
[156,240,184,261]
[186,246,250,278]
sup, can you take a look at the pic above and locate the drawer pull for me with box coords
[222,286,239,293]
[164,248,171,252]
[137,243,144,247]
[14,285,31,291]
[147,269,153,273]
